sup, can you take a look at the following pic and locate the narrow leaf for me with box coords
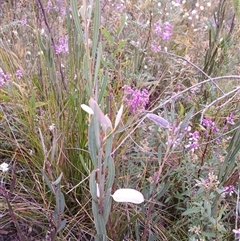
[89,98,112,131]
[57,219,67,233]
[52,172,63,186]
[114,104,123,129]
[146,113,169,128]
[41,170,55,194]
[182,207,201,216]
[100,26,115,44]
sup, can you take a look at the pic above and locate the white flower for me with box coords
[111,188,144,204]
[81,104,94,115]
[96,182,100,198]
[49,123,55,131]
[0,162,9,172]
[233,228,240,234]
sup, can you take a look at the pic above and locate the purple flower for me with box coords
[162,22,173,40]
[204,178,210,184]
[202,117,212,128]
[0,68,5,88]
[166,135,180,147]
[46,0,68,15]
[151,44,161,53]
[123,85,149,114]
[190,131,200,141]
[113,3,125,11]
[233,229,240,235]
[154,21,173,41]
[211,124,219,133]
[226,112,235,125]
[55,35,69,54]
[0,75,5,88]
[185,130,200,151]
[21,17,27,26]
[0,69,12,87]
[223,185,234,196]
[202,117,219,133]
[154,21,162,36]
[15,69,23,79]
[185,141,199,150]
[46,0,53,12]
[5,72,12,81]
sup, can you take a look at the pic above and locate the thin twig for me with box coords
[158,50,225,94]
[112,75,240,155]
[200,86,240,123]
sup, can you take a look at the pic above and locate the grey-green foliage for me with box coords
[42,171,66,238]
[218,123,240,184]
[88,102,115,241]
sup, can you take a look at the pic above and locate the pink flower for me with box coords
[151,44,161,53]
[233,228,240,235]
[223,185,234,196]
[123,85,149,114]
[202,117,219,133]
[154,21,173,41]
[226,112,235,125]
[15,69,23,79]
[21,17,27,26]
[55,36,69,54]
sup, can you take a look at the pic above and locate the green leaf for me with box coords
[59,192,65,214]
[103,188,112,224]
[105,156,115,189]
[204,200,211,217]
[88,120,97,168]
[98,73,108,104]
[182,207,201,216]
[83,54,91,96]
[90,171,98,201]
[179,102,185,119]
[92,0,100,58]
[218,124,240,183]
[79,154,90,173]
[232,0,240,20]
[0,93,11,101]
[100,27,115,44]
[57,219,67,233]
[114,40,127,55]
[70,0,84,40]
[52,172,63,186]
[94,43,102,96]
[117,13,126,37]
[179,107,194,131]
[157,182,170,199]
[41,170,55,194]
[92,201,106,235]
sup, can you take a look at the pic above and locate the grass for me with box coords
[0,0,240,240]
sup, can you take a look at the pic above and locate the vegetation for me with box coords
[0,0,239,240]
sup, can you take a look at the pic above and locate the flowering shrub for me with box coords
[122,85,149,114]
[0,0,239,240]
